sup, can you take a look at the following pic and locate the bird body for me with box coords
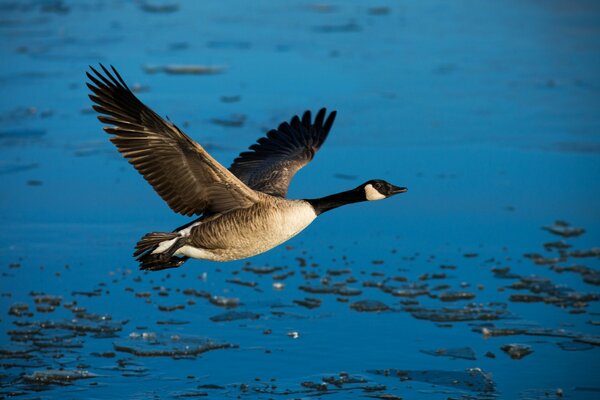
[87,65,407,271]
[176,198,316,262]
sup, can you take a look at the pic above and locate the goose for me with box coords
[87,65,407,271]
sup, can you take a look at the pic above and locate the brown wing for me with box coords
[87,64,259,216]
[229,108,336,197]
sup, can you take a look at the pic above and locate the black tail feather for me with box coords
[134,232,189,271]
[138,254,189,271]
[134,232,179,257]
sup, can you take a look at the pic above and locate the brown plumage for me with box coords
[87,65,258,217]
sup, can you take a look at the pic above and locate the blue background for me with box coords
[1,1,599,398]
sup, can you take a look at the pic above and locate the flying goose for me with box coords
[87,65,407,271]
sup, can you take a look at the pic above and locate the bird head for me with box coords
[359,179,407,201]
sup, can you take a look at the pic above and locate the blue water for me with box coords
[1,1,599,399]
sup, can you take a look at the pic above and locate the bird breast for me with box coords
[187,200,317,260]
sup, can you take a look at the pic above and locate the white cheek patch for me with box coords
[365,184,386,201]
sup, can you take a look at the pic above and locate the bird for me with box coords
[87,65,407,271]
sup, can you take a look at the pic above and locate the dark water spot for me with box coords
[569,248,600,258]
[492,267,521,279]
[35,305,55,313]
[220,95,241,103]
[73,311,113,323]
[313,22,361,33]
[91,351,116,358]
[113,332,237,358]
[72,289,102,297]
[365,393,400,400]
[544,241,571,251]
[144,64,226,75]
[419,272,446,280]
[15,318,125,335]
[432,63,457,75]
[23,369,97,385]
[542,221,585,238]
[293,297,322,309]
[182,288,211,298]
[243,265,283,275]
[500,343,533,359]
[369,368,495,393]
[333,173,357,181]
[225,278,257,288]
[350,300,390,312]
[305,4,337,13]
[440,264,457,270]
[158,304,185,312]
[33,294,62,306]
[139,2,179,13]
[524,252,566,265]
[197,384,225,390]
[300,380,327,391]
[295,257,307,267]
[170,390,209,397]
[156,319,190,325]
[270,310,309,320]
[507,275,598,309]
[363,279,430,298]
[438,291,476,302]
[209,311,260,322]
[8,303,33,317]
[207,40,251,50]
[420,347,476,360]
[300,284,362,296]
[273,271,295,280]
[405,302,508,322]
[26,179,43,186]
[209,296,239,308]
[243,372,381,397]
[368,7,391,16]
[509,294,545,303]
[210,114,246,127]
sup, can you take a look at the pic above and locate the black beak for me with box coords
[391,185,408,195]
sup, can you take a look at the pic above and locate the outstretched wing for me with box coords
[87,64,259,216]
[229,108,336,197]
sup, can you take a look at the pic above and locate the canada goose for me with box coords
[87,65,407,271]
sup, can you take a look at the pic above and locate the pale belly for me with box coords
[175,201,317,262]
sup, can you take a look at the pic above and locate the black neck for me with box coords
[305,188,365,215]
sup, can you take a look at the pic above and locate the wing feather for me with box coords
[87,64,259,216]
[229,108,336,197]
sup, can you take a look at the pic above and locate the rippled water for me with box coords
[1,1,599,399]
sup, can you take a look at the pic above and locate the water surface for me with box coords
[1,1,599,399]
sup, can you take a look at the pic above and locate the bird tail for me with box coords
[134,232,189,271]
